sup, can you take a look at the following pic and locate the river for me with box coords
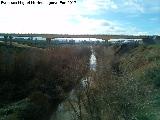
[50,46,96,120]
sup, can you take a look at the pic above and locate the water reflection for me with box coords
[52,46,96,120]
[90,46,96,71]
[90,52,96,71]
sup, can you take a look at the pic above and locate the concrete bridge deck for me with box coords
[0,33,149,41]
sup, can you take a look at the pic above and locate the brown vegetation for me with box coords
[0,45,91,120]
[67,45,160,120]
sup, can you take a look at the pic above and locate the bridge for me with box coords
[1,33,158,46]
[0,33,149,41]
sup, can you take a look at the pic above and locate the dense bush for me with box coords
[68,45,160,120]
[0,45,91,120]
[145,67,160,87]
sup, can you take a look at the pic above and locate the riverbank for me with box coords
[51,46,96,120]
[52,44,160,120]
[75,44,160,120]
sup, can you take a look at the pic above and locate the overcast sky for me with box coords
[0,0,160,35]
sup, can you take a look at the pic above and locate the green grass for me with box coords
[119,45,160,120]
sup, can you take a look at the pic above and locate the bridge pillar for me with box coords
[46,38,51,44]
[46,38,52,49]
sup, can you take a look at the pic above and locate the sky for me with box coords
[0,0,160,35]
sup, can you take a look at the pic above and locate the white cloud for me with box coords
[0,0,159,34]
[82,0,118,11]
[123,0,144,13]
[0,0,119,34]
[0,8,148,35]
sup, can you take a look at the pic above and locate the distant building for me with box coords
[33,37,46,41]
[153,36,160,44]
[69,40,75,44]
[108,38,143,45]
[143,35,160,45]
[52,40,60,44]
[13,36,30,40]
